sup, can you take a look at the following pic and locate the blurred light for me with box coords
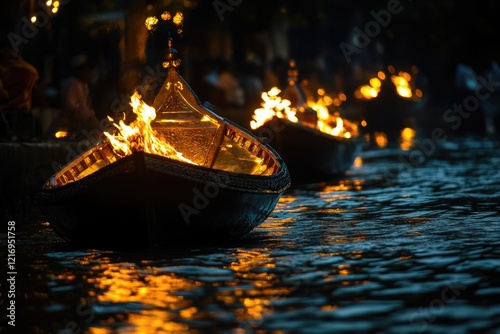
[31,16,37,23]
[173,12,184,25]
[51,7,58,13]
[374,132,388,148]
[46,0,52,6]
[145,16,158,30]
[55,131,68,138]
[161,11,171,21]
[53,1,60,8]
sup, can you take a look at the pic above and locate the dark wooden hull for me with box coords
[254,118,365,181]
[34,151,290,248]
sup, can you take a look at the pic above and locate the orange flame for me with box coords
[355,67,423,100]
[307,89,358,138]
[103,91,196,165]
[250,87,298,130]
[251,87,358,139]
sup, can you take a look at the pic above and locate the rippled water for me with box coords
[6,136,500,334]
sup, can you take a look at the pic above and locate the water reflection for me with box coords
[14,136,500,333]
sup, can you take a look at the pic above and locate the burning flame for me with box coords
[250,87,298,130]
[355,67,423,100]
[307,89,357,138]
[145,16,159,30]
[103,91,196,165]
[54,130,68,139]
[146,11,184,33]
[251,87,358,139]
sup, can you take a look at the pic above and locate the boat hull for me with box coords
[254,118,365,181]
[35,151,289,248]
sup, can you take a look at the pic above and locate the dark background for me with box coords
[2,0,500,120]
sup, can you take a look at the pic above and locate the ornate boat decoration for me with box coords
[34,39,290,248]
[250,60,366,181]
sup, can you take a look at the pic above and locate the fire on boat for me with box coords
[34,39,290,249]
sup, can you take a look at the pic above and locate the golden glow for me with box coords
[361,120,367,127]
[391,72,412,98]
[145,16,159,30]
[51,7,58,13]
[374,131,388,148]
[355,77,381,100]
[31,16,37,23]
[356,67,423,100]
[399,127,416,150]
[172,12,184,26]
[251,87,359,139]
[353,156,363,168]
[53,1,60,7]
[103,91,196,165]
[250,87,298,130]
[55,130,68,138]
[86,263,198,333]
[161,11,171,20]
[46,0,52,6]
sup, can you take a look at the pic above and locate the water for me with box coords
[3,136,500,334]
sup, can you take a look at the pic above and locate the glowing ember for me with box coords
[103,91,196,165]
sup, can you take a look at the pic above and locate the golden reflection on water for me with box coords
[85,262,200,333]
[79,248,300,332]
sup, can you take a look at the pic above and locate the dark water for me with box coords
[3,136,500,334]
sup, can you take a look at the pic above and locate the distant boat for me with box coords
[352,65,426,141]
[34,39,290,248]
[254,116,365,181]
[250,60,365,181]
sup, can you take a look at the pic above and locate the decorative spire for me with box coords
[162,37,181,69]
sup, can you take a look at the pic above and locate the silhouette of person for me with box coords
[0,48,39,141]
[59,54,99,139]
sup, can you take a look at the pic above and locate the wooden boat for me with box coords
[34,39,290,248]
[250,60,365,181]
[254,117,365,181]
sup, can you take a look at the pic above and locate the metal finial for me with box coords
[162,37,181,69]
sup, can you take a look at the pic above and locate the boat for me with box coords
[34,39,290,248]
[254,117,365,181]
[250,60,366,181]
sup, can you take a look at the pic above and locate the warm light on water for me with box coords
[12,137,500,333]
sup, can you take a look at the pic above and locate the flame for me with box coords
[391,71,412,98]
[103,91,196,165]
[355,67,423,100]
[251,87,358,139]
[355,78,381,99]
[250,87,298,130]
[55,130,68,138]
[145,16,159,30]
